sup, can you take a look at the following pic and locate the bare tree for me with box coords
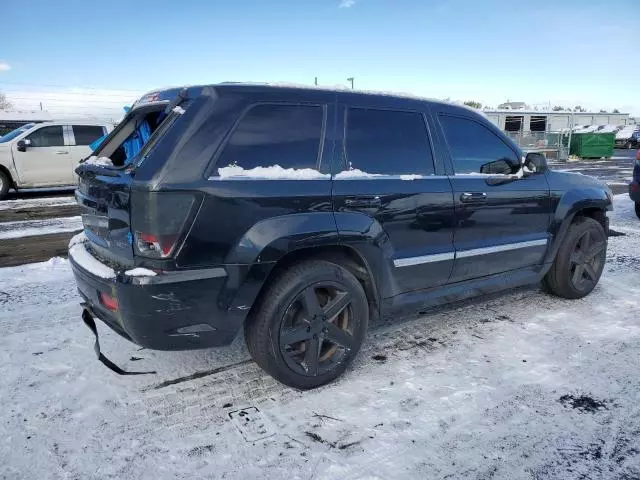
[0,92,12,110]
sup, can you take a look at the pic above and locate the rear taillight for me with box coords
[135,232,178,258]
[131,192,200,259]
[100,291,119,312]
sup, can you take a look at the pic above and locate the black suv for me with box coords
[70,84,612,389]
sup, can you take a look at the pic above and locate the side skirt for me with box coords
[382,265,550,318]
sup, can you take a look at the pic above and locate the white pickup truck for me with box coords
[0,120,113,199]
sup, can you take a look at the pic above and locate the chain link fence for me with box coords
[505,131,569,160]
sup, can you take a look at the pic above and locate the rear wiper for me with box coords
[164,88,189,115]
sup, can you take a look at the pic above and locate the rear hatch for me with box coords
[74,88,191,268]
[76,166,134,267]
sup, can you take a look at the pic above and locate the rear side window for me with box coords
[439,115,519,175]
[344,108,434,175]
[72,125,105,145]
[25,126,64,147]
[216,104,324,172]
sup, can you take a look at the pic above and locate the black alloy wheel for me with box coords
[279,282,355,377]
[543,216,607,299]
[568,229,606,293]
[245,260,368,389]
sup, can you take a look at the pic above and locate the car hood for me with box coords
[548,169,608,188]
[546,169,613,208]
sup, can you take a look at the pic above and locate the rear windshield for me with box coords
[89,103,186,168]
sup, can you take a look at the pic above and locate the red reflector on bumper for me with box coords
[100,292,119,312]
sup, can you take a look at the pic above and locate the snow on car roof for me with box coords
[217,81,485,114]
[135,82,487,117]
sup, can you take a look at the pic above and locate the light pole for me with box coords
[347,77,354,90]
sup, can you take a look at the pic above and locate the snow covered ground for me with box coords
[0,195,75,211]
[0,196,639,479]
[0,216,82,240]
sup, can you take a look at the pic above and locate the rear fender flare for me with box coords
[223,212,341,317]
[224,211,395,319]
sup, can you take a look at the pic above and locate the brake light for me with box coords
[131,192,200,259]
[100,292,119,312]
[135,232,178,258]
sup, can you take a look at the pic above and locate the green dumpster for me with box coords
[570,133,615,158]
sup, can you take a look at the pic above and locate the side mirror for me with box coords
[524,152,548,173]
[480,158,518,175]
[16,139,30,152]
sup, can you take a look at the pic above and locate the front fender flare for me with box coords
[543,187,612,266]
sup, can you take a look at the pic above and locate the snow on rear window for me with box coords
[214,165,330,180]
[333,169,384,179]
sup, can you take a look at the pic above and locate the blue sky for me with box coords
[1,0,638,117]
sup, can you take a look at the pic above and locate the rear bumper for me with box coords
[69,243,247,350]
[630,181,640,203]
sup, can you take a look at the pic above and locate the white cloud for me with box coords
[0,62,11,72]
[339,0,358,8]
[5,86,145,122]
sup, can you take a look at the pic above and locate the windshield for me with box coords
[0,124,35,143]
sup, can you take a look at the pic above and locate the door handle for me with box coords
[460,192,487,203]
[55,151,69,155]
[345,196,382,208]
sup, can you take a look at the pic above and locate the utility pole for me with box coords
[567,110,575,161]
[314,77,318,86]
[347,77,354,90]
[39,102,43,111]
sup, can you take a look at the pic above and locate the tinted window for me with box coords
[26,126,64,147]
[73,125,105,145]
[216,104,323,172]
[345,108,434,175]
[439,115,519,175]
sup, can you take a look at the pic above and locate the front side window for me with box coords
[439,115,519,175]
[216,104,324,172]
[344,108,434,176]
[25,126,64,147]
[73,125,105,146]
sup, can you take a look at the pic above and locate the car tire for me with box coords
[543,216,607,299]
[245,260,369,389]
[0,170,11,200]
[626,141,633,149]
[635,202,640,220]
